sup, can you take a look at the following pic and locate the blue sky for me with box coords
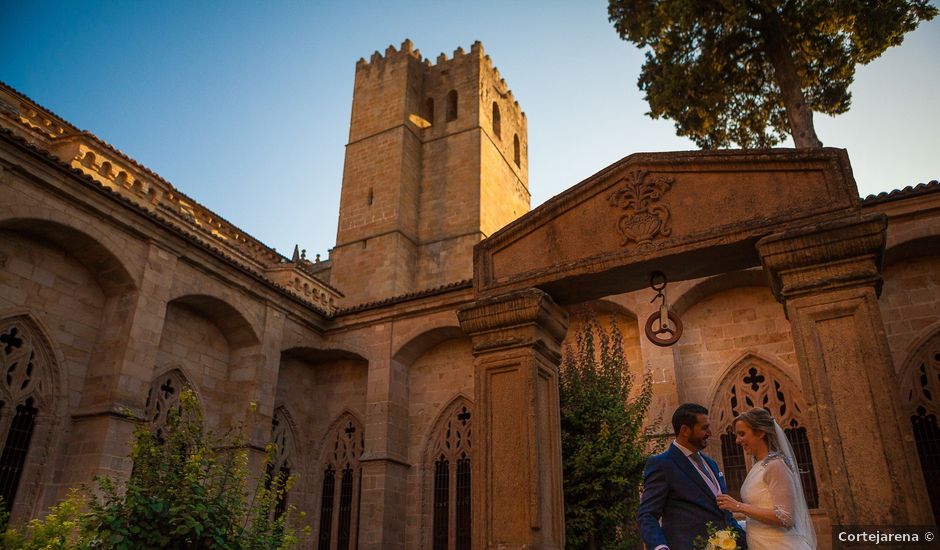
[2,1,937,260]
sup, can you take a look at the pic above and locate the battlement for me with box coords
[353,39,523,119]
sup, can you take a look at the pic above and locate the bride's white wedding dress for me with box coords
[740,452,816,550]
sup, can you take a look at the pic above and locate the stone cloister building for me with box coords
[0,39,938,549]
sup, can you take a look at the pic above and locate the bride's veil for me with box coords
[773,421,817,548]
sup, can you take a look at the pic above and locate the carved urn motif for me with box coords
[607,170,675,248]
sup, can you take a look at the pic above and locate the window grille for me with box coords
[433,456,449,550]
[318,466,335,550]
[428,400,472,549]
[0,398,37,512]
[0,318,55,516]
[899,332,940,524]
[317,414,364,548]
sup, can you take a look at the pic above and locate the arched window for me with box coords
[144,369,192,443]
[80,151,96,169]
[0,317,56,516]
[427,398,472,550]
[899,329,940,524]
[446,90,458,122]
[268,407,295,519]
[317,413,364,550]
[513,134,521,167]
[709,356,819,508]
[491,102,501,139]
[425,97,435,125]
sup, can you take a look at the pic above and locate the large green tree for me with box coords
[560,313,657,550]
[608,1,936,148]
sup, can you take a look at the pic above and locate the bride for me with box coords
[715,408,816,550]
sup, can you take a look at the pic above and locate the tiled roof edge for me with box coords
[862,180,940,206]
[1,127,333,318]
[334,279,474,315]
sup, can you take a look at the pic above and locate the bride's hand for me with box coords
[716,493,743,512]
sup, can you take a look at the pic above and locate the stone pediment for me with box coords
[474,148,861,304]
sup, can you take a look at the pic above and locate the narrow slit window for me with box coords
[446,90,458,122]
[513,134,521,167]
[492,102,501,139]
[425,98,435,124]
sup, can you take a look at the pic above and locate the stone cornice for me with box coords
[757,214,887,301]
[457,288,569,356]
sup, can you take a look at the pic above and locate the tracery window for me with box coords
[710,356,819,508]
[0,318,55,515]
[428,399,472,550]
[268,407,294,519]
[144,369,191,443]
[899,330,940,524]
[317,413,364,550]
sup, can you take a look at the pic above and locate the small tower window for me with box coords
[513,134,521,167]
[425,98,435,125]
[492,102,501,139]
[446,90,458,122]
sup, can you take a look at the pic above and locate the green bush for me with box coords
[1,390,307,549]
[560,312,659,550]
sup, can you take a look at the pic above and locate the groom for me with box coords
[637,403,746,549]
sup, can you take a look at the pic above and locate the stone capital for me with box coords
[756,214,886,302]
[457,287,568,358]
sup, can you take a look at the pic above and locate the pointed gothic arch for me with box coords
[144,368,199,442]
[316,411,364,550]
[707,354,819,508]
[422,395,473,550]
[898,326,940,524]
[0,314,65,520]
[269,406,298,519]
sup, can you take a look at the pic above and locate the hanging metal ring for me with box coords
[645,309,683,347]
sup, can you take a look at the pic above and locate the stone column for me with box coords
[67,242,178,489]
[359,333,409,549]
[757,214,932,526]
[457,288,569,549]
[229,303,285,471]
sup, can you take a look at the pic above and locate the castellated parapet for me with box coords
[331,40,530,306]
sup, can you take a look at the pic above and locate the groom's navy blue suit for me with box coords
[637,443,746,549]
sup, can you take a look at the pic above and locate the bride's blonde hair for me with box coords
[735,408,780,453]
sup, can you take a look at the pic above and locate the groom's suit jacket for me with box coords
[637,443,746,550]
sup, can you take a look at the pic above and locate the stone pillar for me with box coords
[457,288,568,549]
[229,304,286,471]
[66,242,178,492]
[359,339,409,549]
[757,214,932,526]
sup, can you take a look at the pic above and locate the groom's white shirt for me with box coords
[674,440,722,496]
[654,441,723,550]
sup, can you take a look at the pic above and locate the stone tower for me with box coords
[329,39,530,305]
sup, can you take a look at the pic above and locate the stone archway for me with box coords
[458,148,932,548]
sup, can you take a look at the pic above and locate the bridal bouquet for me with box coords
[693,522,741,550]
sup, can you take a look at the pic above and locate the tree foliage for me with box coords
[560,312,658,549]
[1,390,306,549]
[608,0,936,148]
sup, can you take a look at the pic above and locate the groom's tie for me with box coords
[691,452,720,495]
